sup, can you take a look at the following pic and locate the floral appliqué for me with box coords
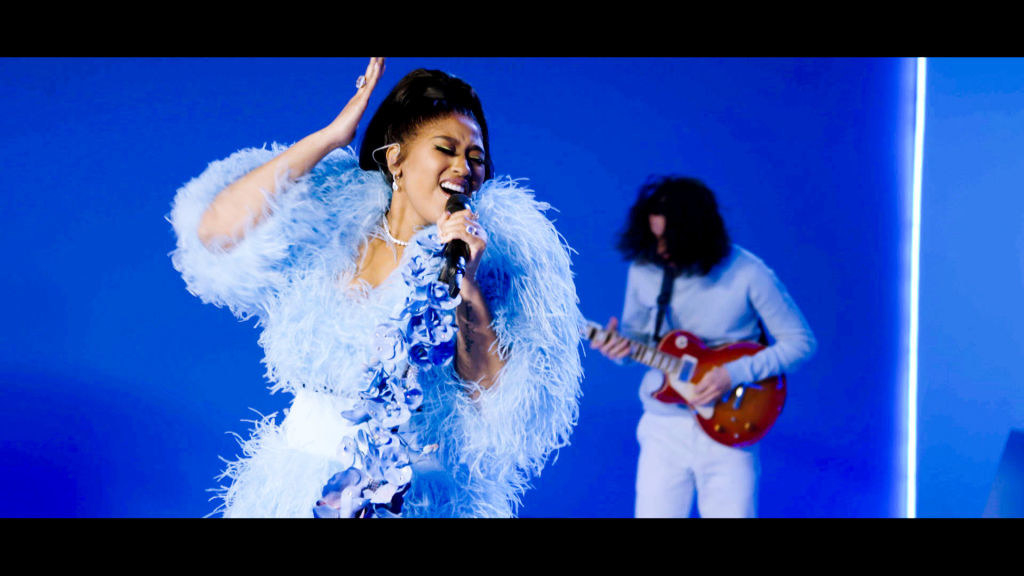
[313,232,460,518]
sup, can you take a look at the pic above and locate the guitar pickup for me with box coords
[678,354,698,382]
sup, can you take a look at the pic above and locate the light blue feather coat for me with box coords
[169,145,583,517]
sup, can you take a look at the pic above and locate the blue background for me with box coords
[0,56,987,518]
[917,57,1024,517]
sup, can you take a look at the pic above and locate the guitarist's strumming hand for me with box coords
[591,316,632,361]
[691,366,733,407]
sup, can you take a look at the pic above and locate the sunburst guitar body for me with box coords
[584,320,786,447]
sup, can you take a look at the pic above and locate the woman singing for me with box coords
[169,58,583,518]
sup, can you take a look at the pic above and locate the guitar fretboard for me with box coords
[585,323,686,378]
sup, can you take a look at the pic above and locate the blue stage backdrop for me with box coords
[917,58,1024,518]
[0,58,913,517]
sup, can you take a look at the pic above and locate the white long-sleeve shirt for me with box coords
[620,245,816,416]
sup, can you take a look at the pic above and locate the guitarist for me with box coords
[593,176,816,518]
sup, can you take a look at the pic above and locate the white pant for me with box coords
[635,411,760,518]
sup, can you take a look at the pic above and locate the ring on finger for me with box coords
[466,224,481,237]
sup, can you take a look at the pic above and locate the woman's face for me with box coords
[389,113,487,226]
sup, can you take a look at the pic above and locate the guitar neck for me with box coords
[584,322,685,377]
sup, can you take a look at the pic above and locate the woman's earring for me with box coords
[387,145,402,193]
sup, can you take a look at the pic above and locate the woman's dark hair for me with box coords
[359,68,494,186]
[617,176,732,276]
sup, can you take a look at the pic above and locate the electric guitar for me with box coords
[583,319,786,447]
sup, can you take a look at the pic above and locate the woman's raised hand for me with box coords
[323,57,386,149]
[198,58,386,248]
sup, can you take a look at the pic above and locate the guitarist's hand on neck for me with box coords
[591,316,633,361]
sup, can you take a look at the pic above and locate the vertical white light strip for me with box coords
[907,57,927,519]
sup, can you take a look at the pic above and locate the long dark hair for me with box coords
[617,176,732,276]
[359,68,494,186]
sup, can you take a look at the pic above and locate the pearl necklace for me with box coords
[382,215,409,247]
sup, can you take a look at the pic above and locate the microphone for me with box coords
[438,193,471,298]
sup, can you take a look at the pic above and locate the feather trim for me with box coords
[210,410,339,518]
[167,145,387,322]
[414,177,585,517]
[172,147,583,517]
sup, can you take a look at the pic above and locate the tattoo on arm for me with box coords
[462,302,476,354]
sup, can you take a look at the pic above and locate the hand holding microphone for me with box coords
[437,194,487,298]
